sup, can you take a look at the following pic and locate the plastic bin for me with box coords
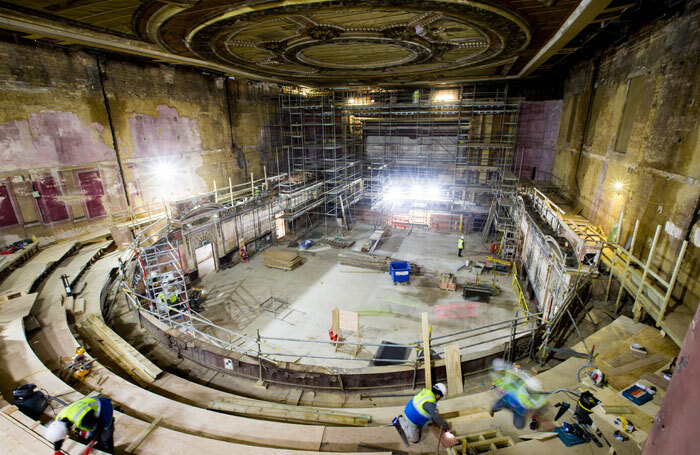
[389,261,411,284]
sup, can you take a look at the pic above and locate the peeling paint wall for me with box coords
[551,9,700,312]
[514,100,562,181]
[0,39,276,243]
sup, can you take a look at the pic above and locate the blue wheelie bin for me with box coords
[389,261,411,285]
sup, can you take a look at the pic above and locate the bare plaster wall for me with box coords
[0,39,276,243]
[551,8,700,312]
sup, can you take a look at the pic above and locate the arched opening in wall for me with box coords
[195,242,216,278]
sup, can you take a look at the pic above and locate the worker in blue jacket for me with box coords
[397,383,450,443]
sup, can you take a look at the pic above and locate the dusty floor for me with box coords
[195,224,525,368]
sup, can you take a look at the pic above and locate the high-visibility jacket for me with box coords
[403,388,437,427]
[492,371,546,413]
[458,238,464,249]
[158,292,177,304]
[56,397,113,432]
[56,398,99,431]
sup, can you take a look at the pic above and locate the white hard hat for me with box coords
[45,420,68,443]
[432,382,447,397]
[460,236,464,239]
[525,377,543,393]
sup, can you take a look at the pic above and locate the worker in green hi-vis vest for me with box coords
[490,359,547,429]
[457,236,464,257]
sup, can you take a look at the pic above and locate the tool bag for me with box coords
[13,383,48,420]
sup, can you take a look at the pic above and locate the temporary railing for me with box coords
[118,221,543,371]
[601,221,690,346]
[512,263,530,316]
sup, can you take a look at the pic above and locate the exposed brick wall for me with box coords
[551,8,700,313]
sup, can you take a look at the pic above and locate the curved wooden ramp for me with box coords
[0,287,388,455]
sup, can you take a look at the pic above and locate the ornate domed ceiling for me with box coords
[164,1,531,85]
[0,1,618,85]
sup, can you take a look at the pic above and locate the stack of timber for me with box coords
[319,237,355,249]
[263,249,303,271]
[208,396,371,426]
[76,313,162,385]
[338,250,421,275]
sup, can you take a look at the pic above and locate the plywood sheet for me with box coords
[444,343,463,395]
[598,325,679,390]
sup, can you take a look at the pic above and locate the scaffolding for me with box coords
[340,85,519,233]
[271,85,520,239]
[274,88,363,233]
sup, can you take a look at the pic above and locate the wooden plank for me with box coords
[605,354,667,376]
[422,312,431,389]
[444,343,463,396]
[125,416,162,453]
[603,352,639,368]
[209,398,370,426]
[448,412,491,435]
[77,313,162,384]
[518,432,558,441]
[601,405,633,414]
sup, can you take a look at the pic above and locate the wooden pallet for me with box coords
[263,249,303,270]
[447,429,514,455]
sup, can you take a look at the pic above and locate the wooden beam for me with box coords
[519,0,613,77]
[633,225,661,321]
[519,432,558,441]
[657,240,688,322]
[601,405,633,414]
[422,312,432,389]
[125,416,162,453]
[77,314,162,384]
[209,397,370,426]
[615,220,639,312]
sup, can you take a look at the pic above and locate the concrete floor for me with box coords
[197,224,521,368]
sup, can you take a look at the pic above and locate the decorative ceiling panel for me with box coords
[0,0,595,85]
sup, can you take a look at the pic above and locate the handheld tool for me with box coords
[554,402,570,421]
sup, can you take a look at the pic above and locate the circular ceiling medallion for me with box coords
[176,1,531,84]
[297,42,417,69]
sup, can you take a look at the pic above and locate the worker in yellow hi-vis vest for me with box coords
[457,236,464,257]
[45,396,115,454]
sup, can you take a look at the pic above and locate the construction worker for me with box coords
[157,288,178,312]
[396,383,451,443]
[45,395,115,454]
[490,359,546,429]
[457,236,464,257]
